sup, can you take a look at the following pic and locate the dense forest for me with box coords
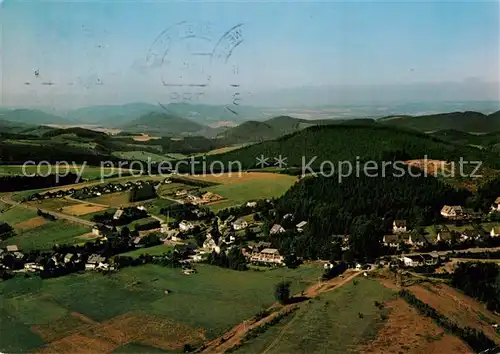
[380,110,500,133]
[267,166,470,261]
[0,173,82,192]
[451,262,500,313]
[181,124,500,173]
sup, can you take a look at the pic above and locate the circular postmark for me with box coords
[146,21,245,114]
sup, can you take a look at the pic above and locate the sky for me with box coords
[0,0,499,109]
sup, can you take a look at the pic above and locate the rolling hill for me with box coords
[380,111,500,133]
[217,116,342,144]
[65,103,163,126]
[200,123,500,171]
[0,109,71,125]
[121,112,207,136]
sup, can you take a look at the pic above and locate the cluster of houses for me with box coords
[400,254,439,267]
[383,218,500,250]
[0,244,115,274]
[25,180,159,202]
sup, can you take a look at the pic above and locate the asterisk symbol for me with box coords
[274,155,288,168]
[255,155,269,168]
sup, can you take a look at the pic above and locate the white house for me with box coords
[393,220,407,234]
[296,221,308,233]
[490,226,500,237]
[179,221,194,232]
[270,224,285,235]
[401,255,425,267]
[440,205,464,219]
[233,218,248,231]
[113,209,124,220]
[246,201,257,208]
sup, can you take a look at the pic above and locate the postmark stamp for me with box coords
[146,21,245,114]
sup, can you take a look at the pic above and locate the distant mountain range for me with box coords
[379,110,500,133]
[1,104,500,141]
[121,111,208,136]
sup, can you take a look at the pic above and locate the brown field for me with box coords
[184,171,296,185]
[407,283,500,345]
[36,312,205,354]
[61,204,107,216]
[404,159,452,176]
[14,216,47,231]
[358,298,472,354]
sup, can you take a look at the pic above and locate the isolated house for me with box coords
[270,224,285,235]
[296,221,308,233]
[491,226,500,238]
[6,245,18,253]
[85,254,107,270]
[440,205,464,219]
[393,220,407,234]
[113,209,124,220]
[246,201,257,208]
[401,255,425,267]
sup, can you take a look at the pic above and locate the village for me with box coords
[1,188,500,280]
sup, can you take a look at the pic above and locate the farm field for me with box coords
[157,183,196,198]
[61,203,108,216]
[140,199,177,218]
[0,220,92,251]
[80,208,117,221]
[87,192,132,208]
[117,244,174,258]
[0,264,322,353]
[0,206,38,226]
[27,198,79,212]
[234,278,395,354]
[184,172,297,211]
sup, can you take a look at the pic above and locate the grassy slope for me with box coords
[0,264,322,352]
[203,177,296,211]
[0,220,91,250]
[0,207,38,225]
[235,278,395,354]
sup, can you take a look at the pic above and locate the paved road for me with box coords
[397,246,500,258]
[0,194,96,228]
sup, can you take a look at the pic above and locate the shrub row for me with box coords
[399,289,496,352]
